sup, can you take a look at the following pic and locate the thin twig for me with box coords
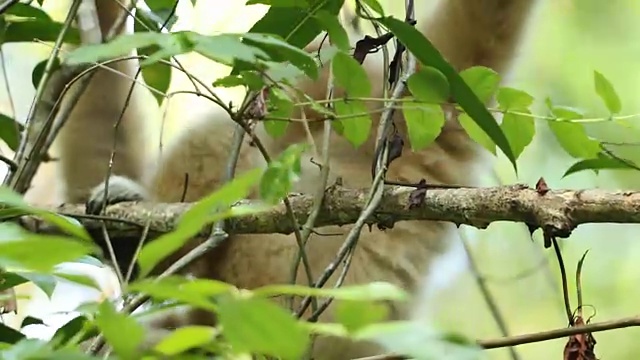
[7,0,84,190]
[459,231,521,360]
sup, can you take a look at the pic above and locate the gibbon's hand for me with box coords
[85,175,148,215]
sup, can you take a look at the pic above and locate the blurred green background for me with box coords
[401,0,640,359]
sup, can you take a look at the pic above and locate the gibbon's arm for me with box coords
[54,0,151,205]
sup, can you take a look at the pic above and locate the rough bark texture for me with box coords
[22,183,640,241]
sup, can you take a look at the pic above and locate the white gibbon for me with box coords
[29,0,541,358]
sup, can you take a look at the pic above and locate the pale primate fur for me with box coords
[31,0,540,358]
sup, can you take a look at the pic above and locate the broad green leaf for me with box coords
[263,61,306,85]
[264,87,294,138]
[17,272,57,298]
[0,187,92,241]
[20,316,44,328]
[217,296,310,359]
[334,100,371,147]
[66,32,165,64]
[0,223,95,273]
[378,17,516,170]
[594,70,622,114]
[407,67,450,103]
[500,112,534,159]
[4,3,51,21]
[31,57,61,89]
[259,144,307,203]
[0,323,25,344]
[0,272,28,293]
[94,301,145,360]
[154,325,218,355]
[137,169,264,277]
[51,315,97,347]
[459,66,500,103]
[496,87,535,159]
[128,276,234,310]
[0,114,22,151]
[335,300,390,333]
[355,321,481,360]
[402,102,445,151]
[547,121,600,159]
[544,101,596,160]
[360,0,385,15]
[4,20,80,44]
[496,87,534,110]
[134,10,172,106]
[248,0,309,5]
[254,281,409,301]
[143,0,179,29]
[459,113,496,154]
[563,154,636,178]
[314,11,350,51]
[182,168,263,228]
[243,33,319,79]
[54,272,102,291]
[332,50,372,98]
[238,0,345,68]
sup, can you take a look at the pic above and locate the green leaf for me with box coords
[407,67,450,103]
[500,112,534,159]
[4,20,80,44]
[51,315,98,347]
[563,154,636,178]
[496,87,534,110]
[235,0,345,76]
[16,272,57,298]
[143,0,179,29]
[334,99,371,147]
[0,114,22,151]
[66,32,186,65]
[459,66,500,103]
[153,325,217,356]
[4,3,51,21]
[355,321,481,360]
[264,87,294,138]
[332,50,371,98]
[0,223,95,273]
[0,272,28,293]
[54,272,102,292]
[94,301,145,360]
[378,17,516,170]
[128,276,234,310]
[217,296,310,360]
[247,0,309,5]
[254,281,409,301]
[402,102,445,151]
[134,10,172,106]
[594,70,622,114]
[360,0,385,16]
[20,316,44,328]
[496,87,535,159]
[137,169,264,277]
[259,144,307,203]
[544,101,599,159]
[335,300,390,333]
[459,113,496,154]
[243,33,319,79]
[31,57,61,89]
[0,187,91,241]
[313,11,350,51]
[0,323,25,344]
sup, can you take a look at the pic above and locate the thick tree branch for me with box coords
[23,184,640,239]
